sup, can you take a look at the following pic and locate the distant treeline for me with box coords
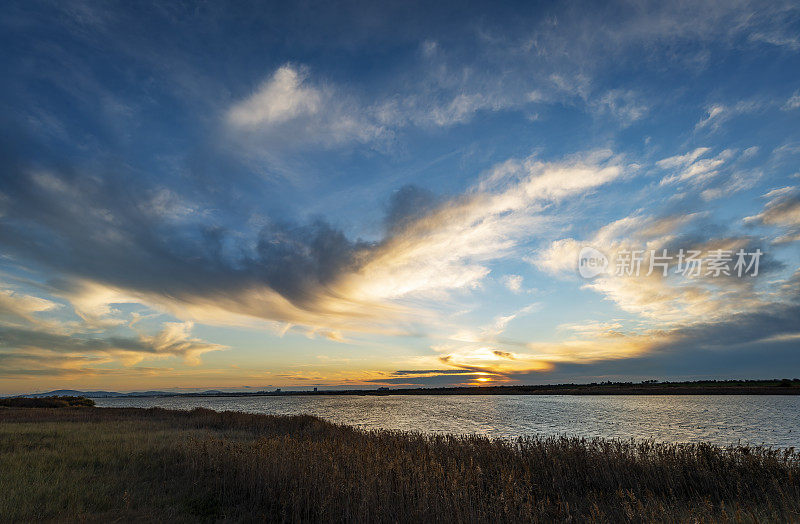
[0,396,95,408]
[9,379,800,400]
[181,378,800,397]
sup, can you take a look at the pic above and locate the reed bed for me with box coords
[1,406,798,522]
[0,396,95,408]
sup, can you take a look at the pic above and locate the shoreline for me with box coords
[175,385,800,397]
[12,379,800,399]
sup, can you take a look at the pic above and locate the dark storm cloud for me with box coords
[384,185,440,235]
[655,305,800,351]
[254,220,373,307]
[508,296,800,383]
[0,136,373,314]
[530,336,800,383]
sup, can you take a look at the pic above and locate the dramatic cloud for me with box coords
[536,212,780,322]
[0,320,225,377]
[331,150,624,304]
[523,204,799,377]
[0,147,626,342]
[0,289,60,326]
[746,187,800,243]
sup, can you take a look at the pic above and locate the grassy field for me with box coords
[0,396,95,408]
[1,406,799,522]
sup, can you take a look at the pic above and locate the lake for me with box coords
[96,394,800,448]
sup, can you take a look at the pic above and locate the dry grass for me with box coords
[0,396,95,408]
[1,406,799,522]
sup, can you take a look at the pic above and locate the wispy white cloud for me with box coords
[228,66,322,128]
[694,100,766,132]
[591,89,648,125]
[783,91,800,111]
[657,147,711,170]
[502,274,524,293]
[745,186,800,244]
[749,30,800,50]
[657,146,763,199]
[695,105,727,130]
[226,65,387,150]
[334,150,626,306]
[658,148,735,185]
[0,289,60,326]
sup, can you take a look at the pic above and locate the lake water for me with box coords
[96,394,800,448]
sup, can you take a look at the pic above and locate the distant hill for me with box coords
[9,389,241,399]
[12,389,164,398]
[16,390,122,398]
[6,379,800,399]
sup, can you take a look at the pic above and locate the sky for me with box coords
[1,0,799,394]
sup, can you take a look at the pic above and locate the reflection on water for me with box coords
[96,394,800,448]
